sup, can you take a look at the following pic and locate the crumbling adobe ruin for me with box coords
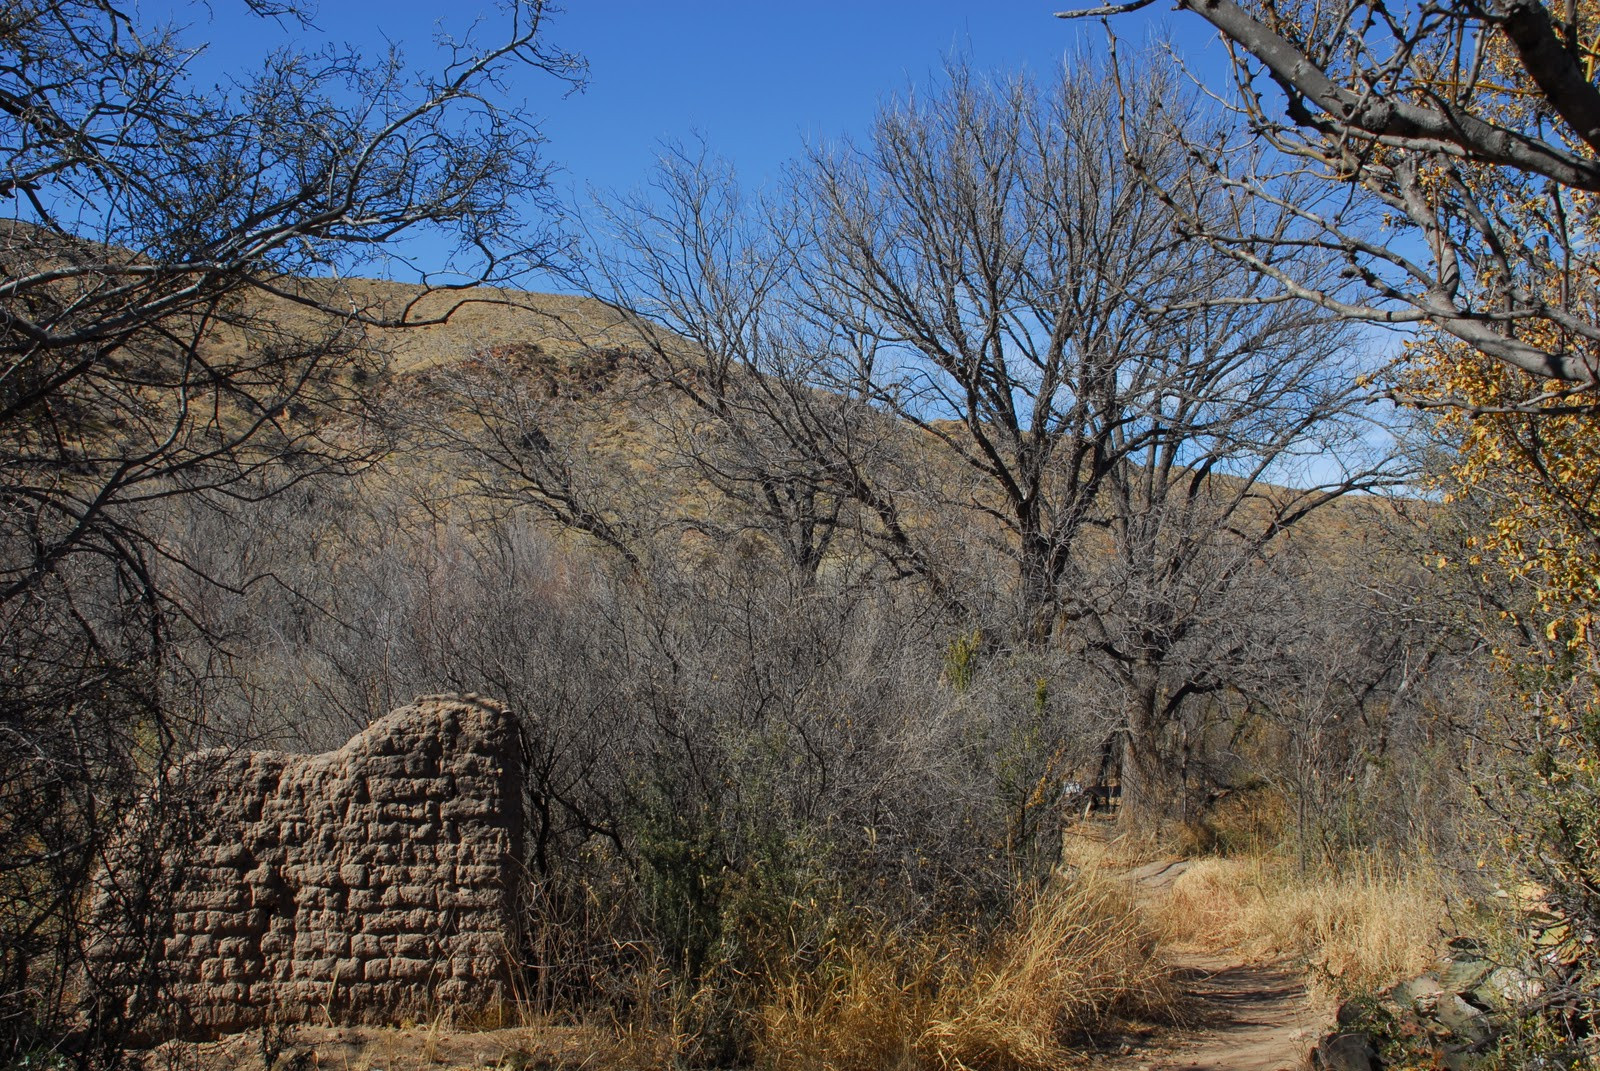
[86,695,524,1039]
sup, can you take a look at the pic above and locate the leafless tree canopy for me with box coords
[1060,0,1600,385]
[0,6,1500,1063]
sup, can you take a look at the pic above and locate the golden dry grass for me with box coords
[1058,826,1144,873]
[753,872,1176,1071]
[756,934,944,1071]
[1150,855,1446,1000]
[920,872,1176,1071]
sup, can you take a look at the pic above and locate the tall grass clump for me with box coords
[1153,855,1447,999]
[922,871,1176,1071]
[753,872,1176,1071]
[755,925,949,1071]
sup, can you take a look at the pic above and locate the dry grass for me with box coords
[1151,855,1446,999]
[138,1019,645,1071]
[1058,823,1157,874]
[1178,785,1295,857]
[754,872,1177,1071]
[920,872,1176,1071]
[756,933,946,1071]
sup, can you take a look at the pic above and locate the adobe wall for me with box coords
[86,695,524,1040]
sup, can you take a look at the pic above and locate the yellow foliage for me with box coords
[1399,85,1600,1035]
[1403,326,1600,687]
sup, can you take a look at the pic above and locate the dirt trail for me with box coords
[1103,952,1325,1071]
[1085,859,1329,1071]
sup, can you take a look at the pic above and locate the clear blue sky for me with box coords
[526,2,1229,196]
[154,1,1230,277]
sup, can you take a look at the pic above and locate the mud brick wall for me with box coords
[87,695,524,1040]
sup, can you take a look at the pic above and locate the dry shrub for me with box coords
[1154,856,1445,999]
[919,873,1176,1071]
[611,956,746,1071]
[1183,785,1293,857]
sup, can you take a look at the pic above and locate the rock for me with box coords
[1391,971,1444,1014]
[1433,992,1493,1047]
[1438,956,1493,994]
[1313,1032,1377,1071]
[1473,965,1544,1006]
[1327,945,1518,1070]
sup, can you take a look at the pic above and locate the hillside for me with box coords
[147,268,1405,520]
[242,288,1382,652]
[286,278,632,372]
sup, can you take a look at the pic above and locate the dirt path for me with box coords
[1083,859,1329,1071]
[1106,952,1325,1071]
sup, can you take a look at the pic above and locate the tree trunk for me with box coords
[1018,532,1059,645]
[1118,662,1171,832]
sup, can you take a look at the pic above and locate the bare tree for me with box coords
[788,60,1394,648]
[1058,0,1600,388]
[578,58,1399,826]
[0,0,579,1054]
[413,342,657,574]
